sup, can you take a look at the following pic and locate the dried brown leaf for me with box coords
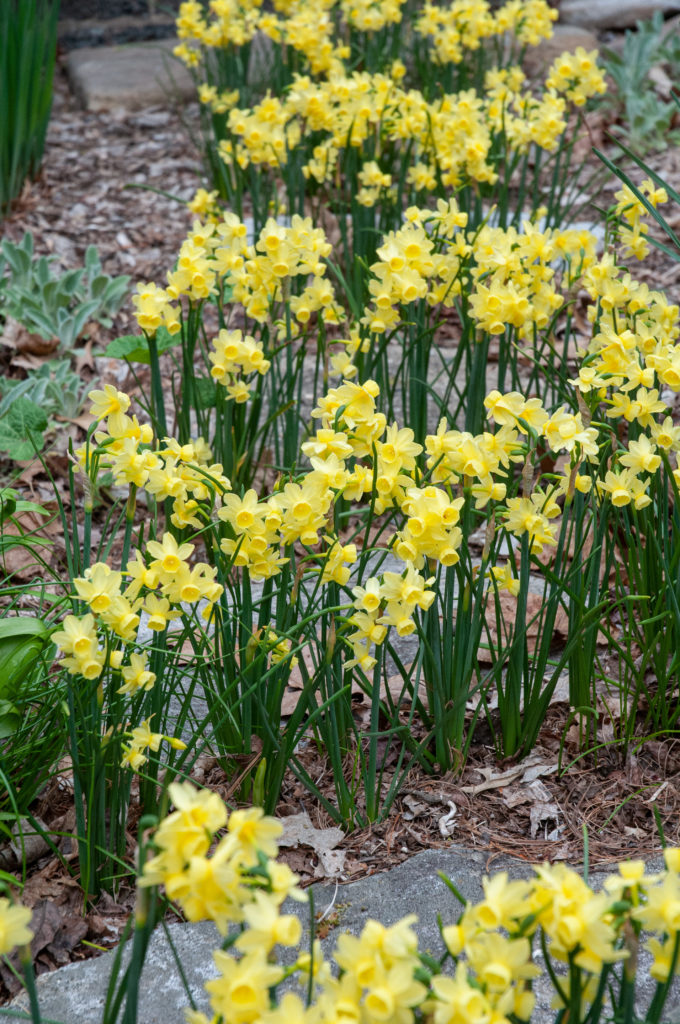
[278,811,346,877]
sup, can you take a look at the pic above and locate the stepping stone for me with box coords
[66,39,196,112]
[11,846,674,1024]
[524,25,600,74]
[559,0,680,30]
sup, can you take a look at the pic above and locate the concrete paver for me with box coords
[67,40,195,112]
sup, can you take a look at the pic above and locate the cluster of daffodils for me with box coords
[415,0,557,62]
[572,244,680,509]
[348,565,436,671]
[133,784,680,1024]
[95,211,680,674]
[102,174,680,683]
[355,205,596,338]
[139,782,304,936]
[53,381,563,679]
[207,54,605,208]
[134,213,342,365]
[341,0,405,34]
[545,45,609,107]
[134,204,598,392]
[209,328,270,403]
[172,0,606,236]
[612,177,669,261]
[81,386,232,532]
[174,0,261,66]
[175,0,559,83]
[52,386,229,770]
[175,0,353,79]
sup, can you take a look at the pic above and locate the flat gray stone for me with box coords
[559,0,680,29]
[524,25,600,74]
[67,39,195,112]
[10,847,677,1024]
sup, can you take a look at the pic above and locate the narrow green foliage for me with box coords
[0,0,60,215]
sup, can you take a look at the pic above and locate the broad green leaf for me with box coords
[0,492,16,520]
[103,334,150,361]
[7,397,47,436]
[0,429,39,460]
[0,701,20,739]
[104,325,181,364]
[0,398,47,459]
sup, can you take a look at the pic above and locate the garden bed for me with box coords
[3,2,680,1018]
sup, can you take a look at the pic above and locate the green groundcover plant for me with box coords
[0,234,130,354]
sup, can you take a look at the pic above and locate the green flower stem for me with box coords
[18,946,41,1024]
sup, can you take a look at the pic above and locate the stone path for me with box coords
[559,0,680,29]
[66,39,194,112]
[11,846,677,1024]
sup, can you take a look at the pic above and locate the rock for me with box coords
[0,817,50,870]
[524,24,600,75]
[649,63,674,97]
[662,11,680,37]
[559,0,680,30]
[66,39,196,112]
[10,847,671,1024]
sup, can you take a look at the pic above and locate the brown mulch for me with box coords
[273,703,680,881]
[2,62,199,332]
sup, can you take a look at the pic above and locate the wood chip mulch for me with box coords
[2,62,199,332]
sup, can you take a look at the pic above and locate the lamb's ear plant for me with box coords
[0,234,130,353]
[0,361,89,424]
[601,13,680,154]
[0,400,48,463]
[12,242,132,347]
